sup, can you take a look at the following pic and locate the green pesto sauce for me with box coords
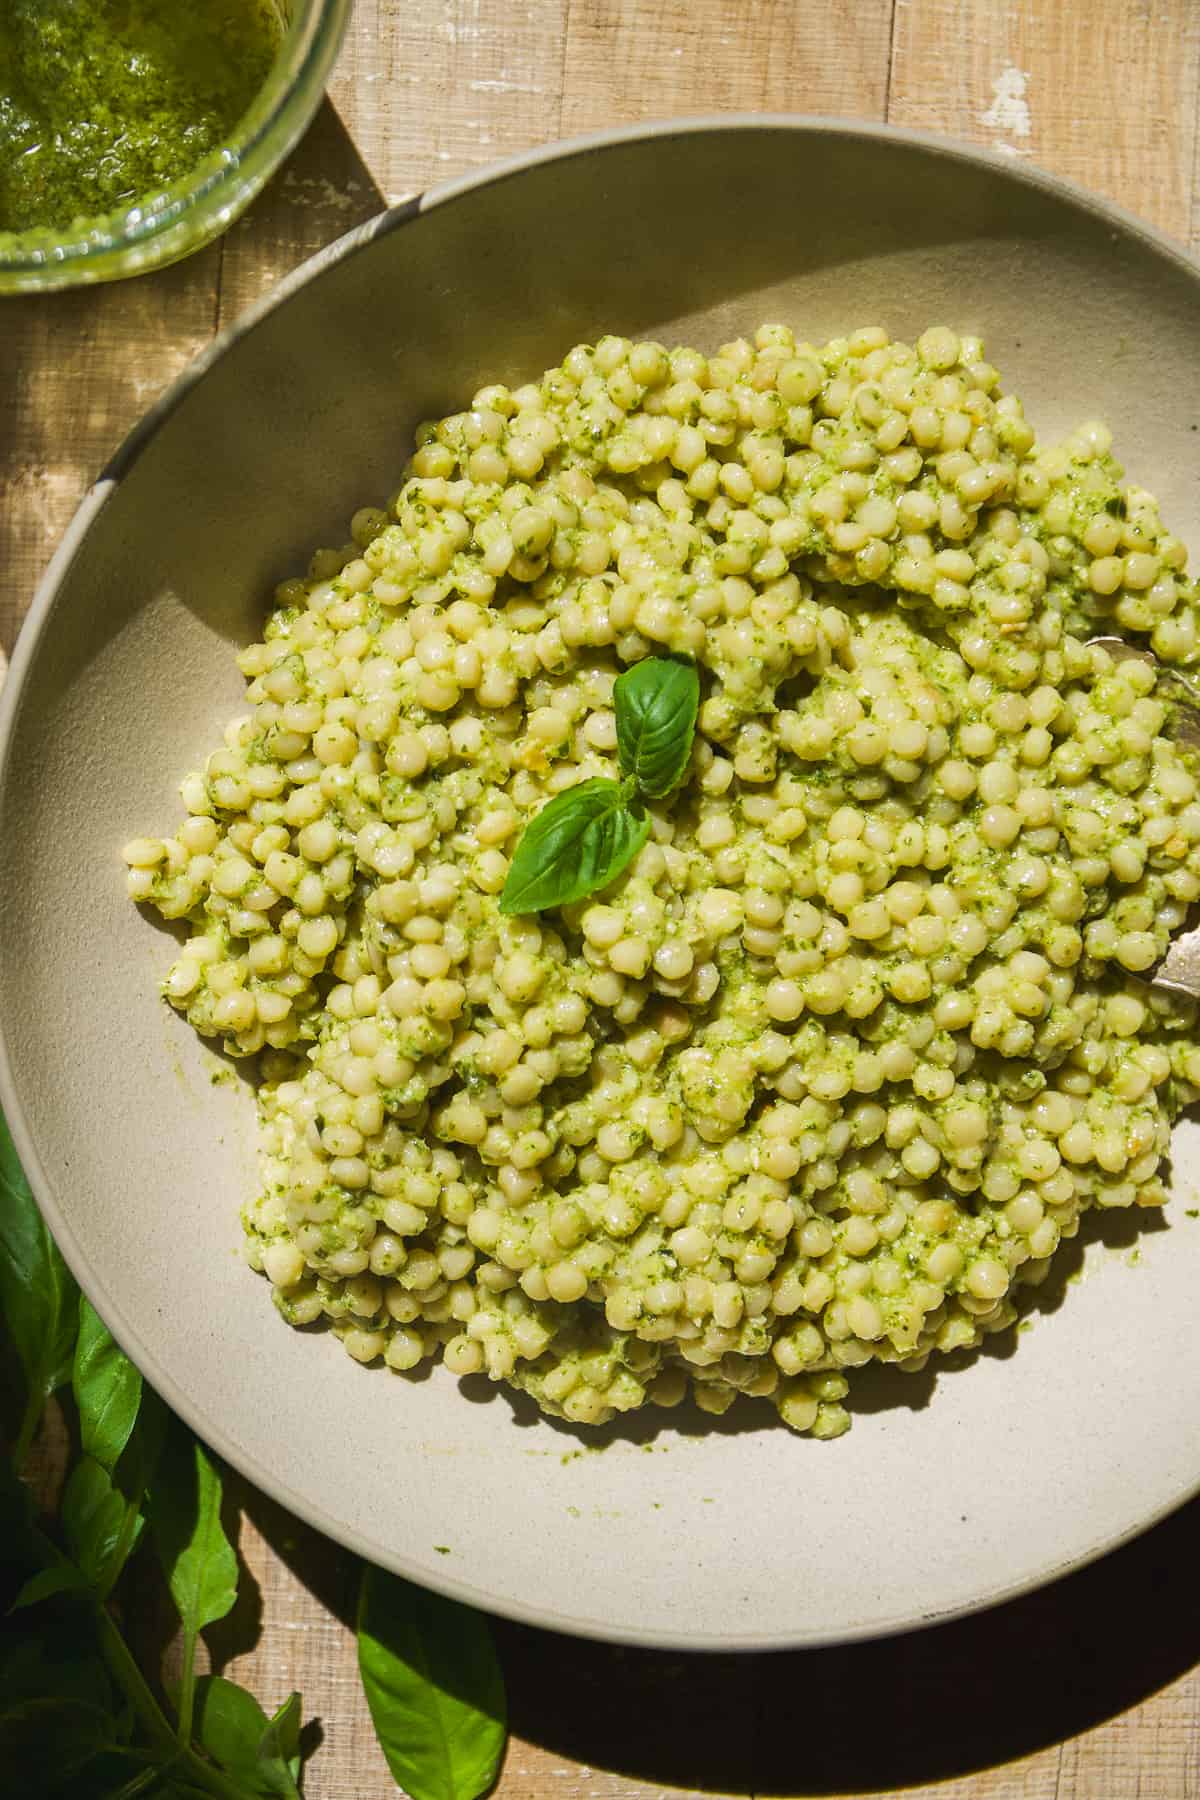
[0,0,281,234]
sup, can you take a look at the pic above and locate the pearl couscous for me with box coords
[125,324,1200,1438]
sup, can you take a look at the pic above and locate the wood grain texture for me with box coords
[889,0,1200,240]
[325,0,570,203]
[559,0,894,137]
[7,1,1200,1795]
[0,246,220,654]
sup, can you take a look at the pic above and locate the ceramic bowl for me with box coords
[4,118,1200,1650]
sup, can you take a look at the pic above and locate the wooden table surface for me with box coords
[6,2,1200,1795]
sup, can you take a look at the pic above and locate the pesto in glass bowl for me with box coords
[0,0,350,293]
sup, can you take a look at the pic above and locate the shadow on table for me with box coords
[217,1204,1195,1798]
[492,1478,1200,1797]
[485,1210,1193,1796]
[210,94,390,329]
[224,1465,1200,1798]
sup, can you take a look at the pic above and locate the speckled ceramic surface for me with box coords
[4,118,1200,1650]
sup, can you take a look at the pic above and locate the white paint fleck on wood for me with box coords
[980,63,1034,143]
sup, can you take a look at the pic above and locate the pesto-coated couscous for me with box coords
[124,324,1200,1438]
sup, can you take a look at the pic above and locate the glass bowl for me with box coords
[0,0,352,295]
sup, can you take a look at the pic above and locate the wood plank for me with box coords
[218,1484,752,1800]
[782,1766,1060,1800]
[324,0,569,204]
[219,0,573,355]
[560,0,895,137]
[0,247,219,656]
[888,0,1200,242]
[214,100,388,329]
[500,1738,743,1800]
[1058,1673,1200,1800]
[207,1480,396,1800]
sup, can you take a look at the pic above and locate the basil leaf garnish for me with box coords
[498,778,649,916]
[614,655,700,798]
[499,657,700,916]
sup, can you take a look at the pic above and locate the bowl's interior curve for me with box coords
[5,122,1200,1649]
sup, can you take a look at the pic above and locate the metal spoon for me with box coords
[1088,636,1200,752]
[1087,636,1200,998]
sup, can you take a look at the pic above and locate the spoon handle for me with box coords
[1152,926,1200,1000]
[1085,637,1200,994]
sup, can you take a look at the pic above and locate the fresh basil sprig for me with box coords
[500,655,700,915]
[0,1106,510,1798]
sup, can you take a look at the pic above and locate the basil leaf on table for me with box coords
[498,778,649,916]
[60,1378,163,1602]
[193,1675,301,1799]
[63,1456,142,1593]
[0,1127,313,1800]
[73,1296,142,1474]
[614,655,700,797]
[262,1692,304,1783]
[78,1381,167,1606]
[116,1379,169,1511]
[0,1111,78,1463]
[194,1675,268,1764]
[148,1421,238,1744]
[357,1565,506,1800]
